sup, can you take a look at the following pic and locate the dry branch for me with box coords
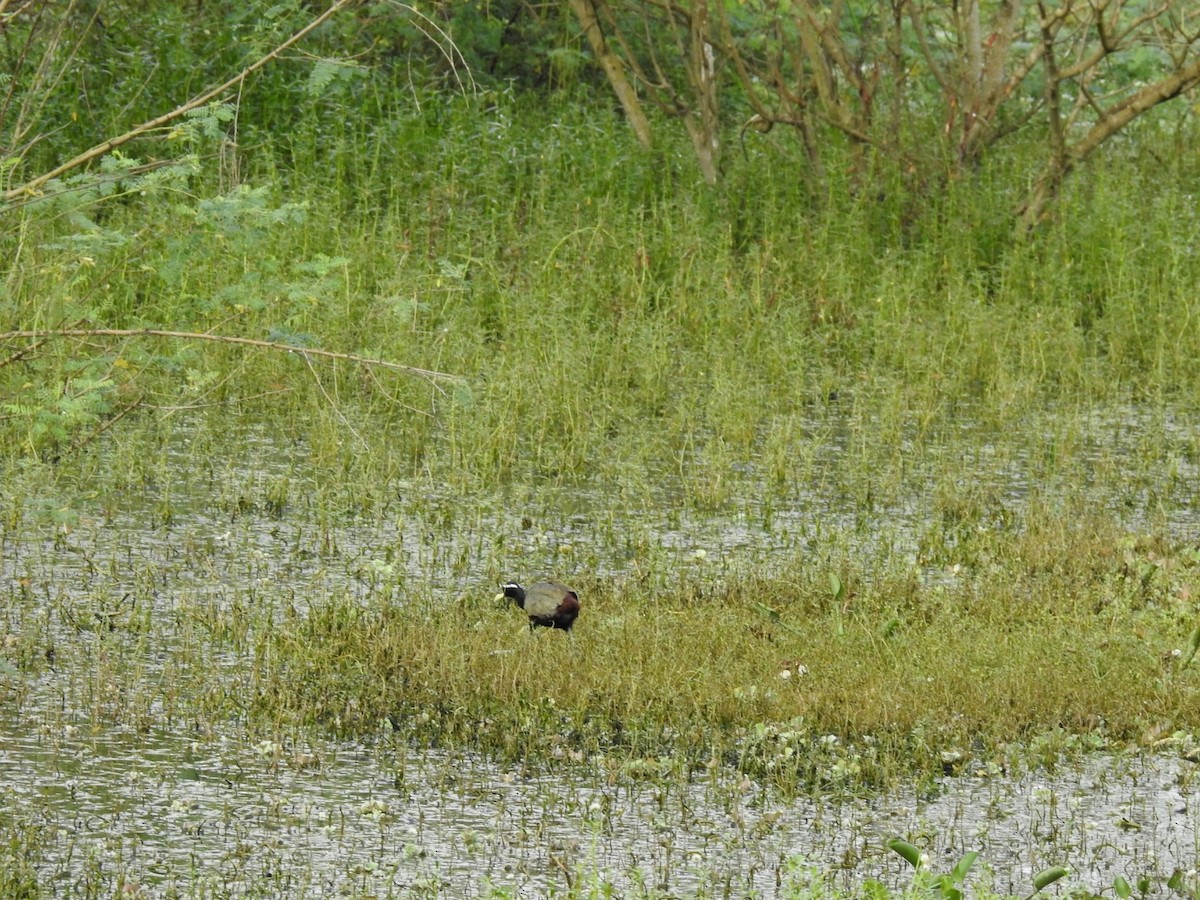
[0,328,465,384]
[1018,44,1200,232]
[3,0,356,203]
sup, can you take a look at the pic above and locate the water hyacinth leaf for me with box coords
[1032,865,1070,892]
[887,838,923,868]
[1137,876,1151,895]
[949,851,979,883]
[1113,876,1132,898]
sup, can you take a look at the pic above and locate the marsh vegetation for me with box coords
[3,1,1200,896]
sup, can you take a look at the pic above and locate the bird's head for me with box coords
[496,582,525,608]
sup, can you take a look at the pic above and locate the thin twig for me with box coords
[67,396,144,454]
[0,328,465,384]
[150,388,294,413]
[301,350,368,451]
[384,1,477,96]
[4,0,356,202]
[2,158,189,214]
[363,364,435,418]
[0,336,48,370]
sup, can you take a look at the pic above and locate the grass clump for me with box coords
[5,83,1200,482]
[251,508,1200,789]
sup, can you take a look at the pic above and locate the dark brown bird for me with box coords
[499,581,580,633]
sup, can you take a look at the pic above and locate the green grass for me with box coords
[6,462,1196,793]
[4,24,1200,800]
[6,13,1200,895]
[6,87,1200,479]
[250,517,1200,790]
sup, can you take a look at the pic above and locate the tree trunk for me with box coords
[1018,53,1200,234]
[567,0,654,149]
[682,1,720,184]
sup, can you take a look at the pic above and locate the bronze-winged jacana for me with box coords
[499,581,580,633]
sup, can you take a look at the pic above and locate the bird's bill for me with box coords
[493,592,507,602]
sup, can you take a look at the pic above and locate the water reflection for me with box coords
[1,717,1196,896]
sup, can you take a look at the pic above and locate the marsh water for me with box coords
[2,408,1199,897]
[2,715,1197,897]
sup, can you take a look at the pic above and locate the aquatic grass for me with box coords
[3,496,1199,894]
[7,88,1200,486]
[502,838,1148,900]
[247,520,1200,789]
[0,793,1147,900]
[6,392,1200,791]
[5,19,1200,894]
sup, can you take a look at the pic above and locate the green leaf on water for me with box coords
[1032,865,1070,892]
[948,851,978,883]
[886,838,922,868]
[1113,876,1131,899]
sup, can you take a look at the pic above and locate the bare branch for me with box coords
[1019,51,1200,231]
[908,2,954,97]
[0,328,465,384]
[1058,2,1174,80]
[4,0,356,203]
[1072,53,1200,159]
[1038,1,1067,167]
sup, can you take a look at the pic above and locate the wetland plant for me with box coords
[887,839,1069,900]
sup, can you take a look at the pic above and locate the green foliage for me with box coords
[0,816,41,898]
[3,375,116,454]
[885,841,1071,900]
[181,102,237,141]
[3,8,1200,889]
[2,0,1200,505]
[5,59,1200,468]
[446,0,587,89]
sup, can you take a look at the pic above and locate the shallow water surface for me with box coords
[2,410,1200,896]
[1,713,1197,897]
